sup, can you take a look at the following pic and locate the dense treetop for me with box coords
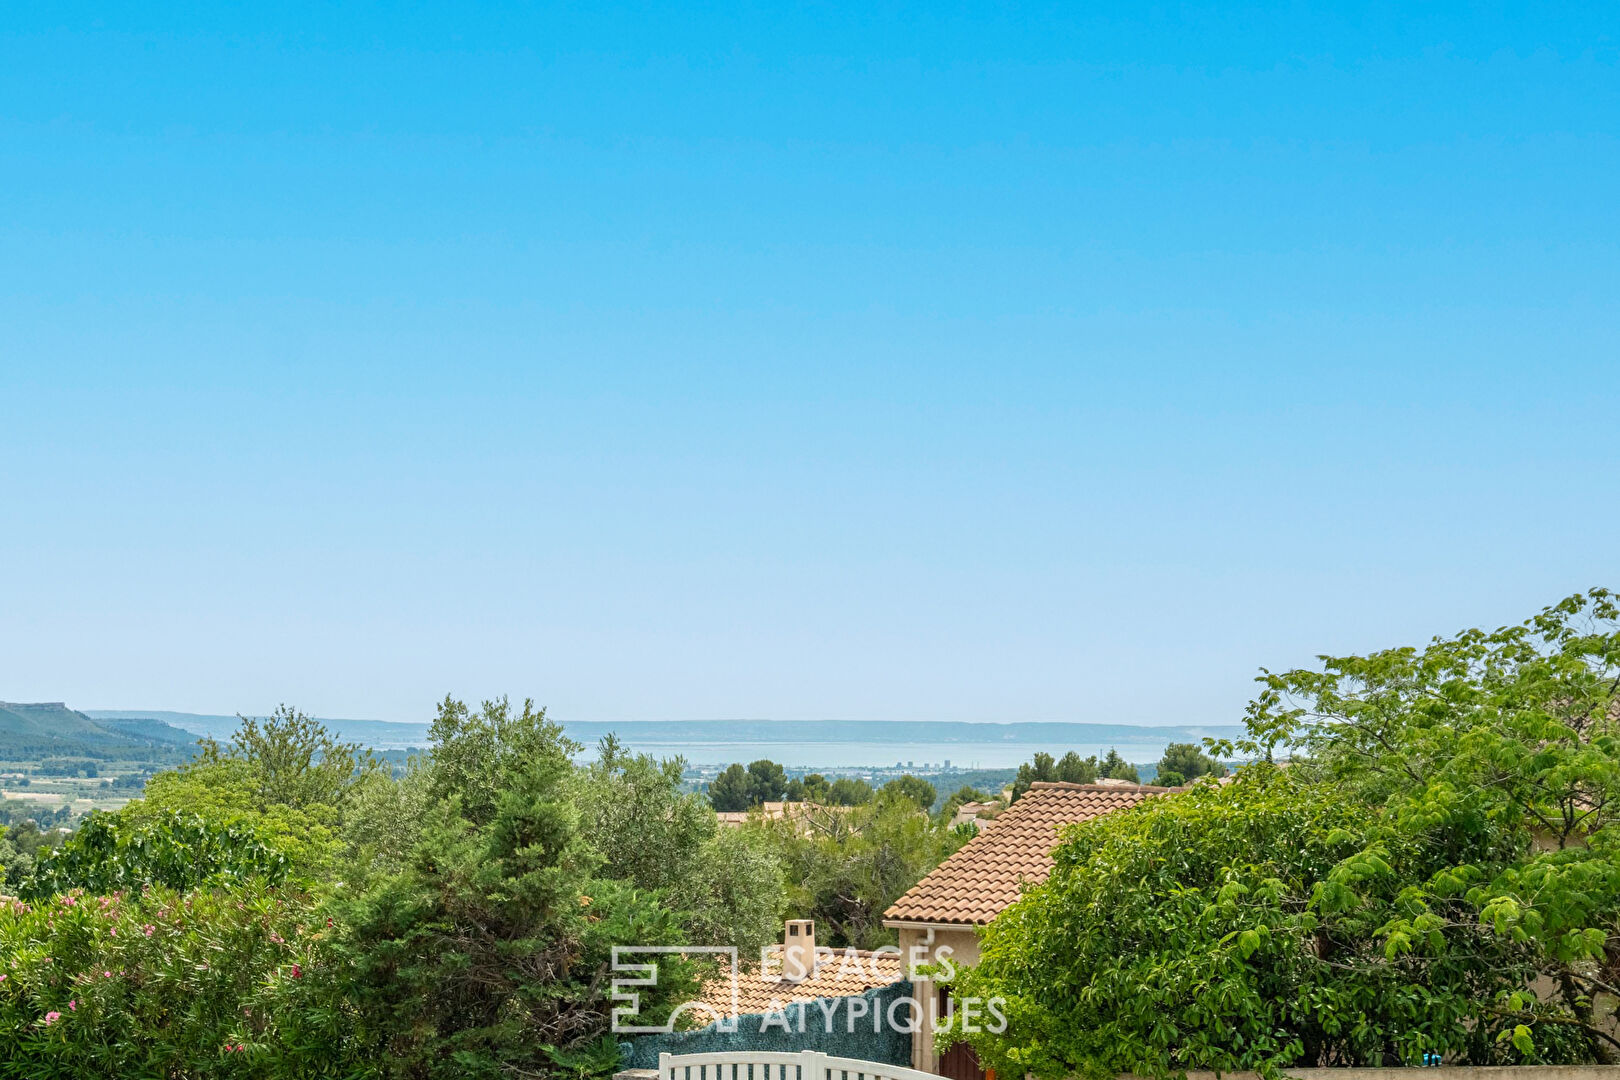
[948,589,1620,1078]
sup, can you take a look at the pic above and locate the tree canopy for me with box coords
[1009,748,1139,801]
[706,759,790,811]
[751,788,968,948]
[1154,742,1227,787]
[0,697,812,1078]
[948,589,1620,1077]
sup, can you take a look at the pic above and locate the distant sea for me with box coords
[85,711,1242,770]
[618,739,1209,770]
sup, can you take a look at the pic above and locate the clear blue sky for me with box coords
[2,3,1616,726]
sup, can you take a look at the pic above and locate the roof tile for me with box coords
[882,782,1171,925]
[695,947,903,1017]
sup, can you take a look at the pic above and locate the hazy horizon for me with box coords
[74,707,1246,764]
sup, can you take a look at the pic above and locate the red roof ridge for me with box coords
[1027,781,1178,792]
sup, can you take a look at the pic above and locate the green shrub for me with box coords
[946,766,1593,1079]
[23,811,289,900]
[0,884,365,1079]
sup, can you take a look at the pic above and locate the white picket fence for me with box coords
[658,1050,939,1080]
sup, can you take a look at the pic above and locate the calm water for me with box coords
[618,739,1191,770]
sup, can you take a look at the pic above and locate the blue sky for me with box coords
[2,2,1617,726]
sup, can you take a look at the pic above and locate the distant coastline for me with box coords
[84,710,1243,764]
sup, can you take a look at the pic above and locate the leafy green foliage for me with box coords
[753,789,968,948]
[958,590,1620,1077]
[220,705,377,810]
[127,705,378,878]
[341,757,434,881]
[1155,741,1226,785]
[881,775,937,812]
[1010,749,1136,801]
[577,739,782,953]
[23,811,288,899]
[0,883,359,1079]
[0,697,962,1076]
[706,759,791,811]
[948,767,1592,1079]
[938,785,991,822]
[330,700,704,1079]
[1098,747,1139,783]
[827,776,875,805]
[708,763,759,812]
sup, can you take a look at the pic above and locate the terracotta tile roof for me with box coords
[883,782,1173,925]
[693,947,904,1017]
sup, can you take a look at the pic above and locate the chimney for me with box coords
[781,919,816,981]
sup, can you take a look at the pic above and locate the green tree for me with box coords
[1156,742,1225,785]
[24,810,288,898]
[1056,751,1099,784]
[954,590,1620,1077]
[127,707,376,876]
[947,767,1591,1080]
[827,776,874,806]
[746,759,788,803]
[707,763,755,812]
[707,759,791,811]
[426,695,570,825]
[1230,587,1620,1050]
[881,774,937,812]
[1013,750,1105,802]
[799,774,832,802]
[756,796,969,948]
[219,705,375,810]
[578,740,782,953]
[341,755,434,881]
[1098,747,1139,782]
[333,698,702,1079]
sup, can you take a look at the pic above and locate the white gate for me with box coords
[659,1050,940,1080]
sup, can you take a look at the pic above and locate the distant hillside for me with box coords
[0,702,201,761]
[85,711,431,751]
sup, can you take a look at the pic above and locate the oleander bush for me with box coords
[0,884,361,1079]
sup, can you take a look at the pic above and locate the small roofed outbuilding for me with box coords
[691,919,905,1020]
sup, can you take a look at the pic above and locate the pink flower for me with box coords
[109,928,117,936]
[68,1001,76,1011]
[102,971,113,979]
[43,1012,60,1025]
[142,924,154,937]
[289,964,302,979]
